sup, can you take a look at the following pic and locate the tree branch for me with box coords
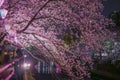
[0,33,6,43]
[17,0,51,33]
[33,34,58,62]
[15,16,51,24]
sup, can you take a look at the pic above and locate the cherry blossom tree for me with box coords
[0,0,114,79]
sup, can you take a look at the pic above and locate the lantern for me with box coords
[5,24,11,31]
[4,51,7,55]
[0,9,8,19]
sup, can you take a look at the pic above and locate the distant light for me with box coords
[14,36,18,43]
[4,24,13,35]
[114,42,118,45]
[112,50,115,53]
[17,65,20,67]
[24,55,27,58]
[0,9,8,19]
[23,63,31,69]
[27,63,31,67]
[5,24,11,31]
[4,24,15,35]
[23,63,28,68]
[4,51,8,55]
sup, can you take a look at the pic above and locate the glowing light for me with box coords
[14,36,18,43]
[5,24,11,31]
[23,63,31,69]
[4,24,16,36]
[24,55,27,58]
[0,9,8,19]
[23,63,28,68]
[38,62,40,73]
[27,63,31,67]
[4,51,8,55]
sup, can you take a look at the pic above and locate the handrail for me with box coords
[0,57,22,73]
[5,69,14,80]
[0,62,13,73]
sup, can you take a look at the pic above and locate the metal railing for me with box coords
[0,57,22,80]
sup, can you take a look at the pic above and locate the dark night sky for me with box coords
[102,0,120,16]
